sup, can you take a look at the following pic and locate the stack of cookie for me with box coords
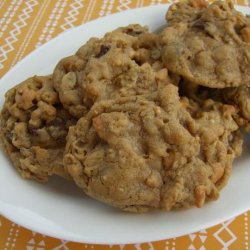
[1,0,249,213]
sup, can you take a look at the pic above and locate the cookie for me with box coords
[166,0,208,25]
[178,79,250,131]
[178,78,223,102]
[0,76,75,182]
[53,24,174,118]
[64,84,242,212]
[222,85,250,131]
[161,0,250,88]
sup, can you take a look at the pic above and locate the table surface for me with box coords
[0,0,249,249]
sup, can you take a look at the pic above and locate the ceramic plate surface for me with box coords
[0,4,249,244]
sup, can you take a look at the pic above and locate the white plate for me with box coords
[0,4,250,245]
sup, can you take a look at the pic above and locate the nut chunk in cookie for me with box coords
[64,84,242,212]
[0,76,75,182]
[161,0,250,88]
[53,24,170,118]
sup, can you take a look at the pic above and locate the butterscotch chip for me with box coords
[64,85,242,212]
[195,185,206,208]
[0,76,75,182]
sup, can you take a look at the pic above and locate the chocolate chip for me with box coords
[32,99,38,105]
[126,28,143,36]
[234,24,244,35]
[47,117,66,128]
[5,131,13,143]
[192,20,207,30]
[28,126,38,136]
[96,45,110,58]
[132,57,143,66]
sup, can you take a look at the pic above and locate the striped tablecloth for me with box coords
[0,0,249,249]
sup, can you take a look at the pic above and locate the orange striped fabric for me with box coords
[0,0,249,249]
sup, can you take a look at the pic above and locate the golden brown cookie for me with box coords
[161,0,250,88]
[222,85,250,131]
[64,84,242,212]
[53,24,174,118]
[178,79,250,132]
[0,76,75,182]
[166,0,208,25]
